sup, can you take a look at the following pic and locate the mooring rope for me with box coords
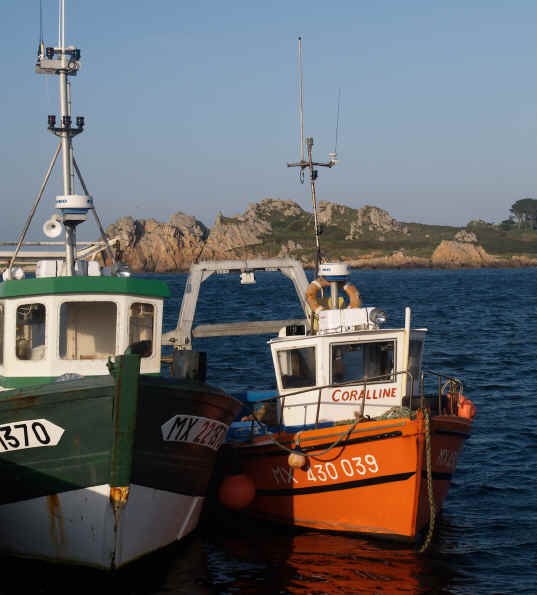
[242,403,364,458]
[419,408,436,553]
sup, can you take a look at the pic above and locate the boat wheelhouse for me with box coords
[269,305,426,426]
[0,275,168,388]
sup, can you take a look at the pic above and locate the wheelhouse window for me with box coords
[16,303,46,361]
[128,302,154,358]
[59,301,117,360]
[331,341,395,384]
[277,346,316,389]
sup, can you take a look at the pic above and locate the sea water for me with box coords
[1,267,535,594]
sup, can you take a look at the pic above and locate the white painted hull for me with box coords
[0,484,203,570]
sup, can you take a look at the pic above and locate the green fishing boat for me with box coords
[0,1,240,570]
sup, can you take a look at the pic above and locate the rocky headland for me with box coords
[103,199,537,272]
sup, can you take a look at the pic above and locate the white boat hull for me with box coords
[0,484,203,570]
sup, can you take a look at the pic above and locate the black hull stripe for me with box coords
[256,471,415,497]
[434,429,471,438]
[240,430,404,459]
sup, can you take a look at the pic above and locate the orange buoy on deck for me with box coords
[218,473,256,510]
[457,395,477,420]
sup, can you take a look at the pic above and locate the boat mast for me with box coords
[3,0,116,280]
[36,0,89,276]
[58,1,75,273]
[287,37,336,277]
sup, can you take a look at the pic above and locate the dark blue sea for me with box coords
[1,267,536,593]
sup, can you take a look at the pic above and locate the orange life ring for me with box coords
[344,282,361,309]
[305,277,361,313]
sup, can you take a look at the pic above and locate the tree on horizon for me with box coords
[510,198,537,229]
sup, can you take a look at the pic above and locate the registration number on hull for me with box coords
[0,419,65,453]
[271,454,380,486]
[161,415,228,451]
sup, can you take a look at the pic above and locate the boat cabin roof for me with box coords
[0,276,170,300]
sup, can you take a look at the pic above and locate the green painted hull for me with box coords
[0,355,241,568]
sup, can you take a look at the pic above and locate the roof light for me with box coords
[2,267,25,281]
[369,308,387,326]
[112,263,131,278]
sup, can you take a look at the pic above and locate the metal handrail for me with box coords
[419,369,464,415]
[245,368,464,432]
[254,369,413,431]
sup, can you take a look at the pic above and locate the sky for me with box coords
[2,0,537,242]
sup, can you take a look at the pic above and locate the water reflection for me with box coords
[0,534,212,595]
[0,522,463,594]
[204,520,458,594]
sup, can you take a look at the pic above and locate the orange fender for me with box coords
[218,473,256,510]
[457,395,476,420]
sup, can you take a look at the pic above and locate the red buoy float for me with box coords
[218,473,256,510]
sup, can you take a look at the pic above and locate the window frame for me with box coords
[128,301,155,358]
[330,339,397,385]
[15,302,47,361]
[58,299,118,361]
[276,345,317,390]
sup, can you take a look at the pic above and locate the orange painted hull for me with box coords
[224,414,472,540]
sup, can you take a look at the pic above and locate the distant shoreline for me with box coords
[148,260,537,274]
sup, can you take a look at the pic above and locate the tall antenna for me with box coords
[59,0,65,50]
[37,0,45,58]
[333,88,341,157]
[287,37,337,277]
[39,0,43,43]
[298,36,305,163]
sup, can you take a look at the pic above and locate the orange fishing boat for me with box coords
[213,262,476,544]
[171,253,476,545]
[165,39,476,547]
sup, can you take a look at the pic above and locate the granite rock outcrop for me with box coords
[105,213,208,272]
[431,240,495,268]
[101,199,537,271]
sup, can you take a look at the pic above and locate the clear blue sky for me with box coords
[2,0,537,242]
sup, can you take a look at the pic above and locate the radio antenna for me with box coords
[287,37,337,276]
[59,0,65,50]
[333,88,341,157]
[37,0,45,58]
[298,36,305,164]
[39,0,43,43]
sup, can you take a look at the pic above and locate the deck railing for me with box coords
[242,368,464,433]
